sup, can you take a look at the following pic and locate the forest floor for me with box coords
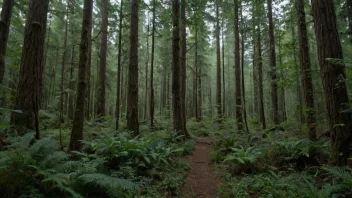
[180,137,222,198]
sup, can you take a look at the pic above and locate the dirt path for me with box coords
[181,137,221,198]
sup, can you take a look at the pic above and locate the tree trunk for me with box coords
[67,44,75,120]
[0,0,14,84]
[312,0,352,165]
[180,0,187,131]
[216,2,222,122]
[11,0,49,139]
[126,0,139,135]
[115,0,123,130]
[150,0,156,128]
[297,0,316,140]
[221,17,226,117]
[347,0,352,36]
[97,0,108,117]
[291,24,304,124]
[172,0,187,135]
[144,21,149,121]
[257,19,266,129]
[60,3,69,124]
[234,0,243,131]
[194,28,199,121]
[240,4,249,133]
[69,0,93,151]
[267,0,279,125]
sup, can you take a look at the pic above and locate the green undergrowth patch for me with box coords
[210,119,351,198]
[0,114,196,198]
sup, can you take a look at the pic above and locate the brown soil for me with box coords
[180,137,221,198]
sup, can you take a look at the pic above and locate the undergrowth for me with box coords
[0,114,196,198]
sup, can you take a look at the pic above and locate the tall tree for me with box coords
[216,1,222,121]
[267,0,279,125]
[180,0,187,130]
[97,0,109,116]
[115,0,123,130]
[256,0,266,129]
[311,0,352,165]
[296,0,316,140]
[172,0,188,136]
[150,0,156,128]
[11,0,50,139]
[60,1,69,133]
[69,0,93,151]
[0,0,14,84]
[234,0,243,130]
[126,0,139,135]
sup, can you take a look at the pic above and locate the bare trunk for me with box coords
[0,0,14,84]
[180,0,187,131]
[312,0,352,165]
[60,4,69,124]
[69,0,93,151]
[216,3,222,121]
[234,0,243,130]
[297,0,316,140]
[11,0,49,139]
[267,0,279,125]
[115,0,123,130]
[126,0,139,135]
[257,23,266,129]
[150,0,156,128]
[172,0,188,136]
[97,0,108,117]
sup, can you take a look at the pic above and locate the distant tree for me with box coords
[234,0,243,130]
[216,1,222,121]
[115,0,123,130]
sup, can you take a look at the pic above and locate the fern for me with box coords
[79,173,140,190]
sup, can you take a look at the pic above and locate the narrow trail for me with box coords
[181,137,221,198]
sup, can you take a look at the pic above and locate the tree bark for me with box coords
[126,0,139,135]
[180,0,187,131]
[115,0,123,130]
[267,0,279,125]
[257,11,266,129]
[69,0,93,151]
[67,44,75,120]
[0,0,14,84]
[216,2,222,121]
[172,0,187,135]
[144,21,149,121]
[150,0,156,128]
[11,0,49,139]
[221,17,226,117]
[60,3,69,124]
[97,0,108,117]
[297,0,316,140]
[312,0,352,165]
[240,3,249,133]
[234,0,243,131]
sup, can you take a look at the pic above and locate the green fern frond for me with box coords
[27,138,59,160]
[79,173,140,191]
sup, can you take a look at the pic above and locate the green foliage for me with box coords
[224,146,263,174]
[268,138,330,168]
[0,136,138,198]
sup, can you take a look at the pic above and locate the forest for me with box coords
[0,0,352,197]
